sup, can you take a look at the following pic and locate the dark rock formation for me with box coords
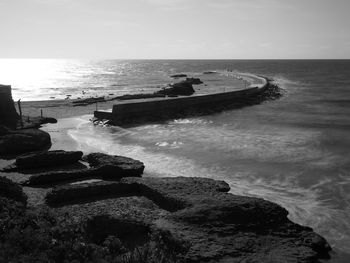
[115,93,166,100]
[0,84,19,129]
[46,177,331,262]
[25,168,95,186]
[85,214,151,248]
[0,176,27,205]
[23,153,144,186]
[155,81,195,96]
[0,125,11,136]
[170,74,187,78]
[72,96,106,107]
[185,77,203,85]
[153,78,202,97]
[45,181,137,205]
[16,150,82,169]
[0,129,51,155]
[2,150,83,172]
[83,152,145,178]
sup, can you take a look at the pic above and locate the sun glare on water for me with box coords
[0,59,73,101]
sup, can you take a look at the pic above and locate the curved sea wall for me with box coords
[94,77,269,125]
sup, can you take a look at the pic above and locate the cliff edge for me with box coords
[0,84,19,129]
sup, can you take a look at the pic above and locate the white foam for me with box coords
[56,114,350,253]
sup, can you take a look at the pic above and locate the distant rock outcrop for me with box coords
[170,73,187,78]
[184,77,203,85]
[0,84,19,129]
[155,81,195,96]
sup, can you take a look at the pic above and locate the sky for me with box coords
[0,0,350,59]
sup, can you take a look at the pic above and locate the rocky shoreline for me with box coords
[0,149,332,262]
[0,83,332,262]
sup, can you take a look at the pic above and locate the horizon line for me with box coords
[1,58,350,60]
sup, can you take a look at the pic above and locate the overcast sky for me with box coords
[0,0,349,59]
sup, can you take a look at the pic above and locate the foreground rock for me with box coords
[25,169,97,186]
[17,150,82,168]
[2,150,83,172]
[24,152,144,186]
[47,177,332,262]
[0,129,51,155]
[83,152,145,178]
[0,176,27,205]
[0,125,11,136]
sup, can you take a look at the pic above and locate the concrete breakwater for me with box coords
[94,76,270,126]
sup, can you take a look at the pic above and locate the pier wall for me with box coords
[94,78,269,125]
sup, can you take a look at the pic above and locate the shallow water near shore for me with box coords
[4,59,349,261]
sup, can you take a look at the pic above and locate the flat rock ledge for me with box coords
[23,152,145,186]
[0,128,51,156]
[47,177,332,263]
[2,150,83,172]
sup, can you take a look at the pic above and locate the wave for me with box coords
[64,117,350,253]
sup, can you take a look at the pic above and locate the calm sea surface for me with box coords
[1,59,350,261]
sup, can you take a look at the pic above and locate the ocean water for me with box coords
[1,59,350,261]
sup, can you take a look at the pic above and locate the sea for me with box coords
[0,59,349,261]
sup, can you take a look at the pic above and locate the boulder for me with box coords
[0,84,19,129]
[25,168,95,186]
[0,129,51,155]
[83,153,145,178]
[14,150,83,169]
[25,167,134,186]
[24,153,144,186]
